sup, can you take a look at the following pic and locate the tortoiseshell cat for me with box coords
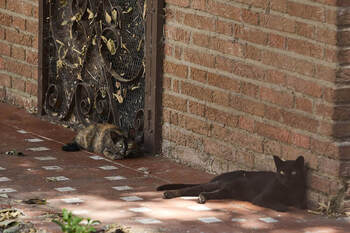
[62,123,141,160]
[157,155,306,212]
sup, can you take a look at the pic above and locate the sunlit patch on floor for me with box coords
[0,167,5,170]
[232,218,247,222]
[42,166,62,170]
[0,188,17,193]
[129,207,152,213]
[120,196,143,202]
[112,186,133,191]
[105,176,126,181]
[187,205,211,211]
[34,156,57,161]
[99,165,118,170]
[27,147,50,151]
[46,176,70,181]
[17,130,28,134]
[89,155,105,160]
[198,217,222,223]
[61,197,84,204]
[25,138,44,142]
[0,177,11,182]
[55,187,76,192]
[136,218,162,224]
[259,217,279,223]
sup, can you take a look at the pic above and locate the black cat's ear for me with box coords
[273,155,283,168]
[295,155,304,168]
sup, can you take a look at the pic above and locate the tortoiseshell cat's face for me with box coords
[274,156,304,187]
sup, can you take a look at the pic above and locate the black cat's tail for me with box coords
[156,184,198,191]
[62,141,81,152]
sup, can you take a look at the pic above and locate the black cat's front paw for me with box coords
[198,193,207,204]
[163,191,175,199]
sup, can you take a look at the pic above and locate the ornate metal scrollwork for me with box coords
[44,0,145,134]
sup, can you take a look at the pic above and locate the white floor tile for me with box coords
[104,176,126,181]
[198,217,222,223]
[129,207,152,213]
[55,187,76,192]
[99,165,118,170]
[0,177,11,182]
[0,188,16,193]
[259,217,279,223]
[34,156,56,161]
[27,147,50,151]
[136,218,162,224]
[112,186,133,191]
[25,138,44,142]
[120,196,143,202]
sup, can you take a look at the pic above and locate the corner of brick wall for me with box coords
[0,0,39,113]
[161,0,350,212]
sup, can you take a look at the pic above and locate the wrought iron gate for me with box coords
[38,0,164,152]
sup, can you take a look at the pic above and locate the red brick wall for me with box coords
[161,0,350,211]
[0,0,39,112]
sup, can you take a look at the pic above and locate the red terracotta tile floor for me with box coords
[0,102,349,233]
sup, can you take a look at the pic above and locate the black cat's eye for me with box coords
[280,170,285,175]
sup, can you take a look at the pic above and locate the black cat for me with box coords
[157,155,306,212]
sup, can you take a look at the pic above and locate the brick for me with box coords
[165,0,190,7]
[287,1,325,21]
[12,77,25,92]
[333,105,350,121]
[255,122,290,143]
[295,96,313,113]
[188,101,206,117]
[0,73,11,87]
[238,116,255,133]
[183,115,211,136]
[338,30,350,46]
[26,19,39,34]
[0,12,12,26]
[163,60,188,79]
[261,14,295,33]
[338,49,350,65]
[184,48,215,68]
[263,139,282,155]
[7,0,33,17]
[289,132,310,149]
[164,25,190,43]
[260,86,294,108]
[172,79,180,93]
[270,0,287,12]
[25,81,37,96]
[315,103,333,119]
[235,150,255,169]
[212,90,230,107]
[319,157,340,177]
[216,20,233,36]
[191,0,206,11]
[0,0,5,8]
[264,69,286,86]
[207,73,240,92]
[287,38,323,59]
[314,27,337,45]
[183,12,216,32]
[0,41,11,56]
[268,33,285,49]
[241,81,259,98]
[192,32,209,48]
[245,44,262,61]
[308,173,340,195]
[241,9,259,25]
[282,110,319,133]
[207,0,241,21]
[310,138,338,158]
[163,76,171,90]
[316,64,336,83]
[235,25,268,45]
[190,67,207,83]
[264,105,283,122]
[26,49,38,65]
[12,16,26,30]
[6,30,32,47]
[11,46,26,60]
[230,95,265,117]
[209,37,244,57]
[286,75,323,98]
[181,81,212,102]
[295,21,315,39]
[163,93,187,112]
[204,139,233,161]
[323,48,337,63]
[338,8,350,26]
[206,107,238,127]
[3,59,32,78]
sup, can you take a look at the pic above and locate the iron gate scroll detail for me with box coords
[42,0,146,134]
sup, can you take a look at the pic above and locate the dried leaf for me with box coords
[113,93,124,103]
[112,9,118,23]
[107,39,116,55]
[61,20,68,26]
[87,8,94,20]
[123,7,133,14]
[101,35,108,43]
[115,82,121,89]
[105,11,112,24]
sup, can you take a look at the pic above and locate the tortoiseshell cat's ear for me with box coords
[273,155,283,168]
[110,131,120,143]
[295,155,304,168]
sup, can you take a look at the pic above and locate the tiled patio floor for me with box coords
[0,103,349,233]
